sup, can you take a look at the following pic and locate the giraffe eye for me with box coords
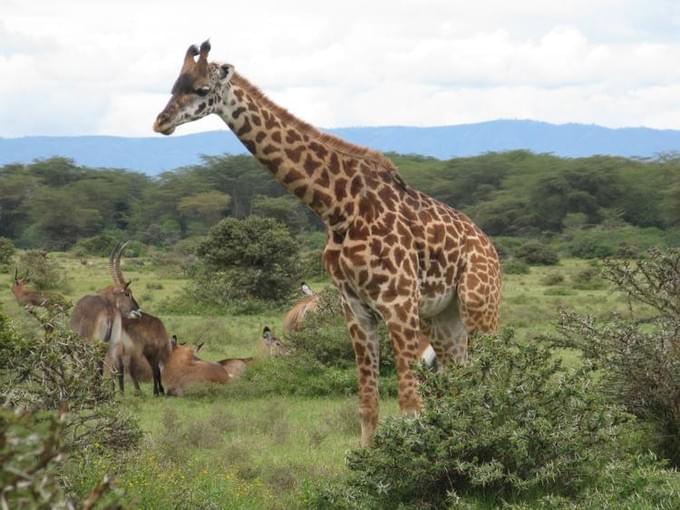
[196,86,210,97]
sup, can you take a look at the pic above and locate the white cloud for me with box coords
[1,0,679,137]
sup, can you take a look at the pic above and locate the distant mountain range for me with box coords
[1,120,679,175]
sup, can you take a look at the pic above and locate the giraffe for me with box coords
[154,41,501,446]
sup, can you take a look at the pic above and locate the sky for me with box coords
[1,0,679,138]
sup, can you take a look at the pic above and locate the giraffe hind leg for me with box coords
[422,297,468,366]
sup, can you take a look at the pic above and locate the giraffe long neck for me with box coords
[216,73,368,227]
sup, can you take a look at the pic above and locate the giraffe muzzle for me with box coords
[153,113,176,135]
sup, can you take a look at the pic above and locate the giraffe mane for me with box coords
[232,73,398,172]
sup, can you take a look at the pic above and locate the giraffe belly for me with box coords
[419,290,455,319]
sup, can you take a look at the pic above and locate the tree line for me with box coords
[0,150,678,250]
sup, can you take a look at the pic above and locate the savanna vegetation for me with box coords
[2,149,680,508]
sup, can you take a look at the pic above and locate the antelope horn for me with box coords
[196,39,210,74]
[181,44,200,74]
[109,241,123,286]
[14,267,17,281]
[114,241,130,288]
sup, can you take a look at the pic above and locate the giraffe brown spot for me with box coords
[262,144,278,155]
[284,146,305,163]
[236,117,252,136]
[309,141,328,160]
[285,129,302,144]
[371,221,391,237]
[271,131,282,143]
[303,154,322,176]
[311,190,332,210]
[282,168,305,185]
[367,272,389,290]
[317,169,330,188]
[242,139,258,154]
[232,106,246,119]
[255,131,267,143]
[358,269,369,286]
[293,184,308,199]
[467,273,480,289]
[384,233,398,246]
[393,246,405,261]
[251,114,262,127]
[233,89,244,100]
[350,175,362,196]
[262,157,282,173]
[334,177,348,200]
[344,244,367,266]
[263,110,279,130]
[329,152,340,174]
[344,159,358,177]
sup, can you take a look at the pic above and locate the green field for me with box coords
[1,253,633,509]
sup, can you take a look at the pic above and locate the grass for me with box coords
[0,253,632,508]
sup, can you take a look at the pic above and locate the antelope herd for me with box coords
[9,246,437,410]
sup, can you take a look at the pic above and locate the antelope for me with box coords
[163,336,231,396]
[282,282,320,334]
[185,341,252,379]
[70,242,141,390]
[101,241,171,395]
[119,312,172,396]
[11,269,68,311]
[258,326,291,357]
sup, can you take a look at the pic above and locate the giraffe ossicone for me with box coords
[154,41,502,447]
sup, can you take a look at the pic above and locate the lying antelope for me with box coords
[70,242,141,390]
[163,336,231,396]
[190,343,254,379]
[11,268,68,312]
[282,282,320,334]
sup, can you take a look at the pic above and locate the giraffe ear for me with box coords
[219,64,234,80]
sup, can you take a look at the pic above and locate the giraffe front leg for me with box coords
[382,302,423,417]
[341,293,380,447]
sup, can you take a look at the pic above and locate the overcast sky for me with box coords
[1,0,679,138]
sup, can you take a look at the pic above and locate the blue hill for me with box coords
[1,120,678,175]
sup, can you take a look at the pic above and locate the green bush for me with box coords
[555,249,680,465]
[561,226,669,259]
[541,272,565,286]
[72,232,120,257]
[503,259,530,275]
[515,240,560,265]
[312,330,630,508]
[196,217,303,303]
[0,236,16,265]
[286,286,395,372]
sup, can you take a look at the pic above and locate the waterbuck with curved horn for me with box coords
[103,241,172,395]
[70,242,142,391]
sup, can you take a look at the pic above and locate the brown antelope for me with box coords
[70,242,141,391]
[282,282,320,334]
[163,337,231,396]
[11,269,68,311]
[257,326,291,357]
[217,356,254,379]
[119,312,172,396]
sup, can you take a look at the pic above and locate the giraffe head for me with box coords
[154,40,234,135]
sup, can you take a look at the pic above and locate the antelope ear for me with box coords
[195,342,204,352]
[124,280,132,289]
[219,63,234,80]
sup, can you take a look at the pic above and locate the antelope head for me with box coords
[10,268,29,297]
[101,242,141,319]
